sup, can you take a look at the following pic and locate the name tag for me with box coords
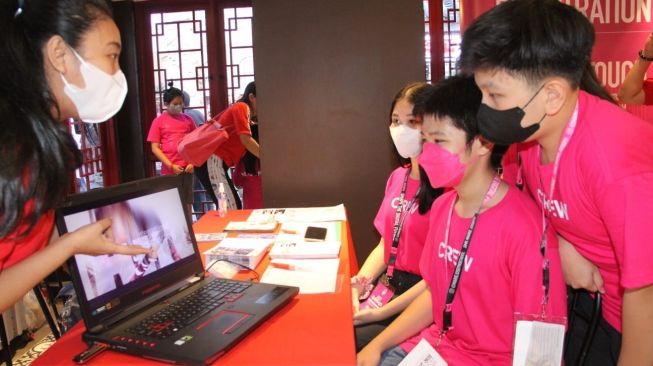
[359,281,394,310]
[512,314,566,366]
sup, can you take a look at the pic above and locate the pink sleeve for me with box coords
[644,79,653,106]
[373,172,396,236]
[186,115,196,132]
[599,173,653,289]
[146,117,161,143]
[507,217,567,321]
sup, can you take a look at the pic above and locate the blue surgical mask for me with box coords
[167,104,183,115]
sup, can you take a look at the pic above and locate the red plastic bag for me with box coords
[177,119,229,166]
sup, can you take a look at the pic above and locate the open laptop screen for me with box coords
[56,177,203,329]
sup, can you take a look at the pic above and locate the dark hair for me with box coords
[580,62,618,104]
[241,122,259,175]
[1,0,112,239]
[459,0,593,89]
[414,75,507,170]
[387,82,442,214]
[237,81,256,108]
[163,81,184,104]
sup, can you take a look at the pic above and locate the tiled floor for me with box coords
[1,324,54,366]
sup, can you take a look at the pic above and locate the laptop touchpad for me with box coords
[198,310,251,334]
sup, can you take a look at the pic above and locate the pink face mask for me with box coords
[418,142,466,188]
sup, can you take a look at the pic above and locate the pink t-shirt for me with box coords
[400,186,567,365]
[373,167,430,275]
[146,112,196,175]
[502,91,653,332]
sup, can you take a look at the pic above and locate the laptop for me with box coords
[55,175,299,365]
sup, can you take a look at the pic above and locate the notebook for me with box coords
[55,175,298,365]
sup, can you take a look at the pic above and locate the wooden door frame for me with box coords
[134,0,251,176]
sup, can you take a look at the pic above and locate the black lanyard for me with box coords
[439,175,501,340]
[386,170,419,279]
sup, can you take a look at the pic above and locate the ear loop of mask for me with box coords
[523,83,547,125]
[60,47,87,89]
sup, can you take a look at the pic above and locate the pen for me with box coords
[269,262,295,270]
[269,262,310,271]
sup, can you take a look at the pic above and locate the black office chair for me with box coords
[565,290,602,366]
[0,284,62,366]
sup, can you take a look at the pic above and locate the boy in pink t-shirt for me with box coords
[357,76,566,366]
[460,1,653,364]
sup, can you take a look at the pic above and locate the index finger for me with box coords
[112,244,151,256]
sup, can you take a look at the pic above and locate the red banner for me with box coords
[460,0,653,120]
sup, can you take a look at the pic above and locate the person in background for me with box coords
[207,81,259,209]
[182,91,219,212]
[232,117,262,209]
[460,0,653,364]
[618,32,653,105]
[0,0,148,313]
[182,90,206,127]
[351,82,442,351]
[357,75,567,366]
[146,83,196,207]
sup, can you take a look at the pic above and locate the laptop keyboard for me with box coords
[127,279,251,339]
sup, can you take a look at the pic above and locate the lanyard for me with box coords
[535,102,578,315]
[439,174,501,341]
[387,170,420,279]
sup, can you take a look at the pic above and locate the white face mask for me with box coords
[389,123,422,158]
[61,48,128,123]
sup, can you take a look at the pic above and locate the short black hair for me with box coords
[163,82,184,104]
[459,0,593,88]
[414,75,507,169]
[414,75,481,144]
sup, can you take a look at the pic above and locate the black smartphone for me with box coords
[304,226,328,241]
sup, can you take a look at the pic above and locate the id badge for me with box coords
[359,281,395,310]
[512,313,567,366]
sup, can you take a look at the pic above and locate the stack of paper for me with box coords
[223,221,278,233]
[269,238,341,259]
[247,204,347,223]
[203,238,272,269]
[260,259,340,294]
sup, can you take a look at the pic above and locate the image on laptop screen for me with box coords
[61,188,195,314]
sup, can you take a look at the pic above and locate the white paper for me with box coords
[248,204,347,223]
[194,232,228,242]
[260,258,340,294]
[269,240,341,259]
[223,221,278,232]
[512,321,565,366]
[203,238,273,269]
[399,338,448,366]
